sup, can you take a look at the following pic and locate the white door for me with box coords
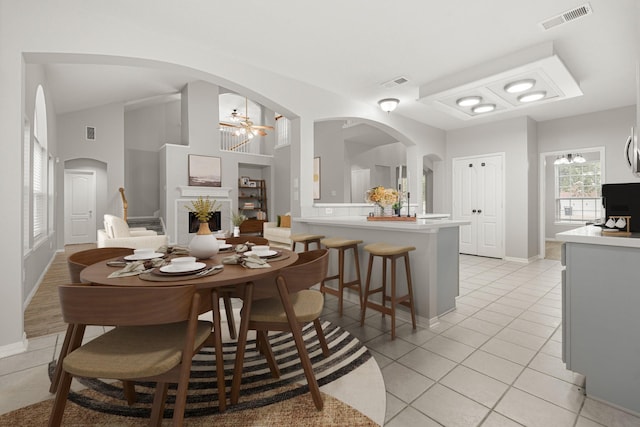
[64,170,96,244]
[453,154,504,258]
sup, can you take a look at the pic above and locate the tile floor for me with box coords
[2,255,640,426]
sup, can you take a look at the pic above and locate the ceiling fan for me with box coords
[219,97,274,151]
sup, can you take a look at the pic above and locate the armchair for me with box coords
[97,214,168,250]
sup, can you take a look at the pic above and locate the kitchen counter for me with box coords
[556,224,640,248]
[293,215,469,324]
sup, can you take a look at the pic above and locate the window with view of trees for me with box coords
[555,160,602,223]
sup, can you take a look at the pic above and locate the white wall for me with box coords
[57,103,126,230]
[538,106,638,239]
[446,117,534,260]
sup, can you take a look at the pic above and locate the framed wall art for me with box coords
[188,154,221,187]
[313,157,321,200]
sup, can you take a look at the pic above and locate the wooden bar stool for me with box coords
[360,243,417,340]
[290,233,325,252]
[319,237,363,315]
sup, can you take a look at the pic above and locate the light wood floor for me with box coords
[24,243,96,338]
[545,240,562,260]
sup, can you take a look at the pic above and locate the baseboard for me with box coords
[0,333,28,358]
[503,255,538,263]
[23,249,62,311]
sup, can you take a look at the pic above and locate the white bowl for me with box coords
[171,256,197,265]
[134,248,154,255]
[252,245,270,255]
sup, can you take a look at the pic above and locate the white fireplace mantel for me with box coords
[178,186,232,199]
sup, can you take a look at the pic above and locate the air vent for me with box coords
[381,76,409,88]
[85,126,96,141]
[540,3,592,30]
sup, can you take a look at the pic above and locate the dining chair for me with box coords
[224,236,269,246]
[232,249,330,410]
[67,247,134,282]
[48,284,212,427]
[216,235,269,340]
[50,247,136,396]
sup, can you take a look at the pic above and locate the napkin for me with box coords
[159,245,190,256]
[242,254,271,269]
[222,254,243,265]
[108,259,165,278]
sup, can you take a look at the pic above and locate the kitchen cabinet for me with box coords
[558,226,640,414]
[452,154,504,258]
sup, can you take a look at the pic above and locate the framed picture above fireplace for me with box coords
[188,154,221,187]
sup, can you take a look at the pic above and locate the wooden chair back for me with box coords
[224,236,269,245]
[277,249,329,294]
[58,284,197,326]
[67,247,134,282]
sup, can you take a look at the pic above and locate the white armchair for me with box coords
[97,214,168,250]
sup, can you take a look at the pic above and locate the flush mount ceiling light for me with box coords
[378,98,400,113]
[418,42,583,120]
[456,96,482,107]
[518,91,547,103]
[504,79,536,94]
[472,104,496,114]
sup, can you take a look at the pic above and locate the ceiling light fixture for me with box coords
[504,79,536,94]
[472,104,496,114]
[554,153,586,165]
[456,96,482,107]
[518,91,547,103]
[378,98,400,113]
[573,153,586,163]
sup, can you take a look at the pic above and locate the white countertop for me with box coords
[294,215,469,232]
[556,225,640,249]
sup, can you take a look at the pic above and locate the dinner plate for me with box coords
[218,243,232,250]
[244,250,279,258]
[159,262,207,274]
[123,252,164,261]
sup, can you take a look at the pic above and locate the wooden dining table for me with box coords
[79,248,299,411]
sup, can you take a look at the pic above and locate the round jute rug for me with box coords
[0,388,378,426]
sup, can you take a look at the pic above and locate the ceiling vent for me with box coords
[540,3,592,30]
[85,126,96,141]
[381,76,409,88]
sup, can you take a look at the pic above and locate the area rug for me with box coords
[8,321,382,425]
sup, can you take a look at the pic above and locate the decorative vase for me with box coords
[374,204,384,217]
[189,222,219,259]
[383,205,393,217]
[233,225,240,237]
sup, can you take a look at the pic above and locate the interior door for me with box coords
[64,170,96,244]
[453,154,504,258]
[476,155,503,258]
[453,158,478,255]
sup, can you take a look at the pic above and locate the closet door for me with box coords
[453,154,504,258]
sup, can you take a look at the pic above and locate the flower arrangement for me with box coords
[232,210,247,226]
[365,186,398,207]
[186,196,221,222]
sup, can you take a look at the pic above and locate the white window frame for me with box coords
[554,151,603,224]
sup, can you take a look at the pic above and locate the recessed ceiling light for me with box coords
[504,79,536,94]
[518,91,547,103]
[472,104,496,114]
[456,96,482,107]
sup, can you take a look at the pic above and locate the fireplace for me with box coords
[188,211,221,233]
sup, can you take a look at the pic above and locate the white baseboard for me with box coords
[503,255,538,263]
[0,333,28,359]
[23,249,62,311]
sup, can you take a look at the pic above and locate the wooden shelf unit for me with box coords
[238,178,268,235]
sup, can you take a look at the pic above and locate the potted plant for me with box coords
[231,210,247,237]
[185,196,221,259]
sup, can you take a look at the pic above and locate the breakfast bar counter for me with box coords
[293,216,470,324]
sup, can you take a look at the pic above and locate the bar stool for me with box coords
[360,242,417,340]
[319,237,363,315]
[290,233,325,252]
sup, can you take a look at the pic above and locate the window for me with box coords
[555,157,602,223]
[32,85,48,244]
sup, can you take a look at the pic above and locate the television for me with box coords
[601,183,640,232]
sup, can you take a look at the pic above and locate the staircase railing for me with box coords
[119,187,128,222]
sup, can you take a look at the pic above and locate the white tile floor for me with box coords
[2,255,640,426]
